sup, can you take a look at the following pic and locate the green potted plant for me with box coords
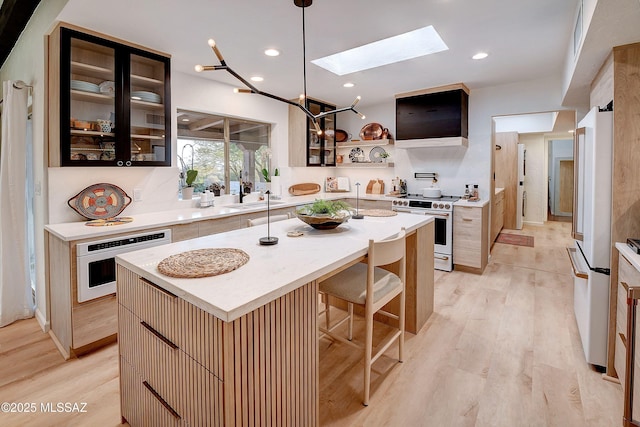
[296,199,352,229]
[182,169,198,200]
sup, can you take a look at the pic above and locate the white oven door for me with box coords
[428,211,452,255]
[77,246,122,303]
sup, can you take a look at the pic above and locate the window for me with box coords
[177,110,271,195]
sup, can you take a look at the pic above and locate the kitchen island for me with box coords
[115,213,434,426]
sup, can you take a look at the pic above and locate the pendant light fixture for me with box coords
[195,0,365,134]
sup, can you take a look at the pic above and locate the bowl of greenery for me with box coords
[295,199,352,230]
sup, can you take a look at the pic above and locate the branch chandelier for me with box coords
[195,0,365,135]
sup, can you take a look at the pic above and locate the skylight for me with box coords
[311,25,448,76]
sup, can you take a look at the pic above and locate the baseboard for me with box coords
[523,220,545,226]
[35,308,49,332]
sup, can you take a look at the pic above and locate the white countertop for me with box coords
[616,242,640,271]
[453,198,490,208]
[116,213,433,322]
[45,192,393,241]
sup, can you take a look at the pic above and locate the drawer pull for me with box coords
[462,218,473,222]
[141,321,178,350]
[143,381,181,420]
[140,277,177,298]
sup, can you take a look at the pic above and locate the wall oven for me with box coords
[76,229,172,302]
[392,195,458,271]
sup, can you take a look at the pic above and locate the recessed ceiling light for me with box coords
[251,76,264,82]
[311,25,448,76]
[264,48,280,57]
[472,52,488,60]
[343,82,355,88]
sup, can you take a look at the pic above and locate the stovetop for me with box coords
[403,194,461,202]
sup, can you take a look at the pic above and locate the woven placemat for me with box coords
[157,248,250,278]
[360,209,397,217]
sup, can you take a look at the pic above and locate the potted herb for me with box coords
[182,169,198,200]
[296,199,352,229]
[208,182,225,196]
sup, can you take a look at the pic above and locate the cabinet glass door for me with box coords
[129,53,168,164]
[305,99,336,166]
[68,36,116,164]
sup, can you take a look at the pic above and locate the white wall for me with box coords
[0,0,70,331]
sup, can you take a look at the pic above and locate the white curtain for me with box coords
[0,80,34,327]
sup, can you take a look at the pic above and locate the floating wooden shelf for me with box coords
[337,138,393,148]
[336,162,394,168]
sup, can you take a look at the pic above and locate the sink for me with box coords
[226,201,285,210]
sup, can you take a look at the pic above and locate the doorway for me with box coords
[491,110,576,238]
[547,138,574,222]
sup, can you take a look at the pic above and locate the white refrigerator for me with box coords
[516,143,525,229]
[567,107,613,367]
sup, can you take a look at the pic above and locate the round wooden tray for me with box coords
[157,248,249,278]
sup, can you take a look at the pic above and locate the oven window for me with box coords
[434,217,447,246]
[88,258,116,288]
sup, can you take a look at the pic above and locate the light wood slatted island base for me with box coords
[115,214,434,426]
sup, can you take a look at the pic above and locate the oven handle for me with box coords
[434,254,450,260]
[393,209,450,218]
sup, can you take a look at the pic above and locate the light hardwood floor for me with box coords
[0,221,623,426]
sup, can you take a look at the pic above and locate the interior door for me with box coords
[558,159,574,214]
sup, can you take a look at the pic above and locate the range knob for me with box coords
[404,201,409,206]
[444,204,451,209]
[392,200,397,205]
[438,203,444,209]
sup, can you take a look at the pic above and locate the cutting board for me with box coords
[366,179,385,195]
[288,183,321,196]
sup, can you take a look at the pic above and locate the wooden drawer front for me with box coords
[117,266,182,348]
[198,215,243,236]
[119,306,181,413]
[120,356,182,427]
[72,294,117,349]
[179,351,224,427]
[454,211,481,249]
[118,266,223,378]
[171,223,199,242]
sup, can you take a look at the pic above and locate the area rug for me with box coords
[496,233,534,247]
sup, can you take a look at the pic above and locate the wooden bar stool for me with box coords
[246,212,291,227]
[319,228,406,406]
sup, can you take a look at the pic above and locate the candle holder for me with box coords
[259,190,279,245]
[352,182,364,219]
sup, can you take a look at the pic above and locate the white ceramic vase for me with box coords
[182,187,194,200]
[270,176,281,197]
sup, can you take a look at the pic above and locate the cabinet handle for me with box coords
[141,321,178,350]
[140,277,177,298]
[462,217,473,222]
[142,381,181,420]
[116,160,124,167]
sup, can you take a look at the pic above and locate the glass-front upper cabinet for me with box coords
[57,26,171,167]
[307,99,336,167]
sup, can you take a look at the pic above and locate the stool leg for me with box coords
[363,307,374,406]
[399,288,405,362]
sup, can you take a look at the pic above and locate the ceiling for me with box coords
[3,0,638,110]
[55,0,581,109]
